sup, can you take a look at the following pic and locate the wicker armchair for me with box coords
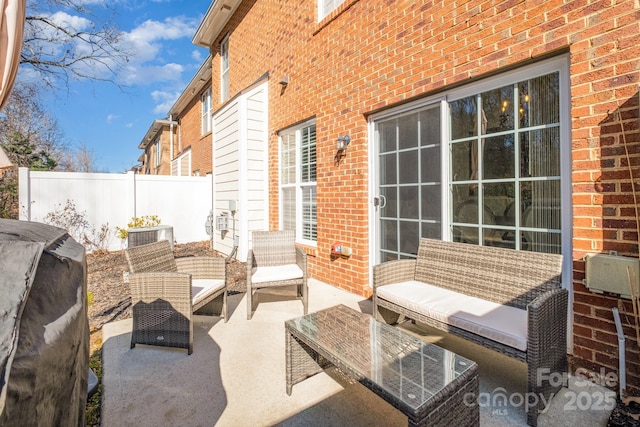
[124,240,228,354]
[246,230,307,320]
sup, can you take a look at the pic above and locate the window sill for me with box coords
[314,0,360,35]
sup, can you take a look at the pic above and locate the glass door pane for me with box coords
[376,105,441,261]
[449,72,561,254]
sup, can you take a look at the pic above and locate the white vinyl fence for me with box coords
[19,168,213,252]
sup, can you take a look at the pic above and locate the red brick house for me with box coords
[138,57,213,176]
[192,0,640,393]
[137,119,174,175]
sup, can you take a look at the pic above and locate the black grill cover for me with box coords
[0,219,88,426]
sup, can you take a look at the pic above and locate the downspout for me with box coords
[612,307,626,396]
[169,114,174,167]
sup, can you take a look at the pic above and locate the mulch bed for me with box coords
[87,240,246,336]
[608,399,640,426]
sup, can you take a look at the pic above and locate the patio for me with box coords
[102,279,613,426]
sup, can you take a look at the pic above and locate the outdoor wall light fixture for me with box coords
[336,135,351,152]
[279,76,289,95]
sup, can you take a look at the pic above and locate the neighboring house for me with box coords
[137,57,213,176]
[191,1,640,393]
[137,119,175,175]
[168,57,214,176]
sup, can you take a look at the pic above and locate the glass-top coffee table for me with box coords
[285,304,479,426]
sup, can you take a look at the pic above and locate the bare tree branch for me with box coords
[19,1,131,90]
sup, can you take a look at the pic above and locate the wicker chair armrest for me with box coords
[373,259,417,289]
[246,249,256,286]
[526,287,569,357]
[176,256,226,280]
[129,271,192,303]
[527,287,569,324]
[295,247,307,277]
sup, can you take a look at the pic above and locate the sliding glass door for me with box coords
[374,104,442,262]
[372,58,567,264]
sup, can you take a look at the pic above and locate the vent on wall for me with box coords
[584,253,640,299]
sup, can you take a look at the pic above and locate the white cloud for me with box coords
[120,62,184,86]
[125,16,198,62]
[191,50,202,62]
[106,114,120,124]
[150,89,180,115]
[114,16,199,86]
[26,10,119,82]
[27,11,92,61]
[25,6,200,88]
[47,11,93,30]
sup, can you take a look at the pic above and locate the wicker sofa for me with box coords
[373,238,568,426]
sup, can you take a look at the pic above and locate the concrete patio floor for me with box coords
[102,279,614,426]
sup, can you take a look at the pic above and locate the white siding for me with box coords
[212,81,268,261]
[246,86,268,239]
[213,100,240,257]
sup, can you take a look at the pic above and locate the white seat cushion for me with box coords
[191,279,225,306]
[252,264,303,284]
[376,280,528,351]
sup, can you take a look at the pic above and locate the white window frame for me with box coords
[220,36,229,102]
[318,0,346,21]
[279,119,317,247]
[154,138,161,168]
[201,87,212,134]
[369,55,572,288]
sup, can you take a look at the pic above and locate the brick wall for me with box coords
[208,0,640,392]
[175,90,212,175]
[143,128,172,176]
[158,129,172,175]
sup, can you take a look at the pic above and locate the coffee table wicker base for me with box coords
[285,306,479,427]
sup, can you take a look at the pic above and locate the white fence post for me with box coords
[18,167,30,220]
[126,171,136,222]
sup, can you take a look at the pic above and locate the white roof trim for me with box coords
[192,0,243,47]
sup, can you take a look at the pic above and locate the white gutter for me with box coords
[169,114,174,161]
[192,0,243,47]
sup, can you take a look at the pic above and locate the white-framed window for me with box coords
[448,67,565,255]
[371,55,570,260]
[154,138,161,168]
[280,120,317,245]
[220,36,229,102]
[201,87,212,134]
[318,0,346,21]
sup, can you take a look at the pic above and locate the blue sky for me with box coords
[29,0,211,173]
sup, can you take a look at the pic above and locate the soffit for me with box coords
[168,56,212,117]
[192,0,243,47]
[138,119,172,149]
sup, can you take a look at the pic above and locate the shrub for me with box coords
[114,215,161,240]
[0,167,19,219]
[43,199,111,252]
